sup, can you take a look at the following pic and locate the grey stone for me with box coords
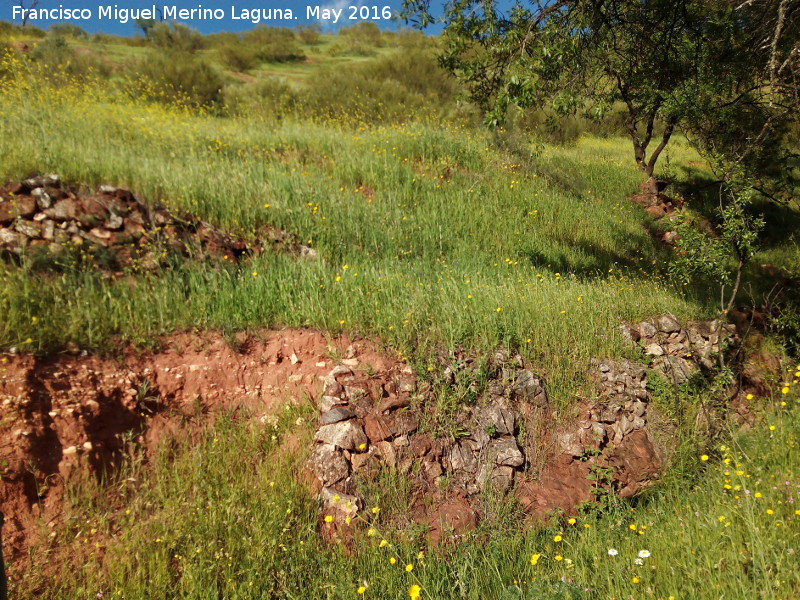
[655,314,681,333]
[105,213,124,230]
[477,402,516,436]
[476,464,514,492]
[51,199,78,221]
[13,220,41,238]
[329,365,353,378]
[315,420,368,450]
[43,173,60,187]
[300,245,317,260]
[374,440,396,468]
[557,430,585,456]
[486,437,524,467]
[41,219,55,241]
[31,187,52,210]
[320,407,356,425]
[319,395,347,412]
[513,369,547,403]
[323,376,344,398]
[345,386,367,402]
[309,443,349,486]
[632,401,647,418]
[652,354,697,385]
[644,343,664,356]
[448,442,478,473]
[639,321,658,338]
[320,487,361,517]
[599,404,621,423]
[0,228,25,251]
[98,184,118,194]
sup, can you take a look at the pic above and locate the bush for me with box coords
[223,78,299,117]
[217,42,260,71]
[241,26,304,63]
[29,36,110,79]
[131,51,226,108]
[48,23,88,39]
[148,22,204,53]
[301,47,461,123]
[296,24,321,45]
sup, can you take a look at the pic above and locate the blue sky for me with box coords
[3,0,425,35]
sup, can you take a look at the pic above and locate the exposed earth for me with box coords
[1,311,753,567]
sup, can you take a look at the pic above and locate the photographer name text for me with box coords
[11,4,394,25]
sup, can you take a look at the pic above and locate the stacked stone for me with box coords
[622,315,737,384]
[0,175,316,272]
[308,363,422,524]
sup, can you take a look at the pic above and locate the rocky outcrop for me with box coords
[0,174,316,272]
[621,315,738,381]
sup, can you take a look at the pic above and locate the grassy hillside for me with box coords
[1,26,799,599]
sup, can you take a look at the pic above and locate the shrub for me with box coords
[148,22,204,53]
[296,24,321,45]
[223,77,298,117]
[48,23,89,39]
[131,51,226,108]
[29,36,110,79]
[217,42,259,71]
[301,47,461,123]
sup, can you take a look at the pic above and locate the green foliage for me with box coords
[29,36,110,79]
[303,47,462,123]
[132,52,226,108]
[148,22,205,53]
[48,23,88,39]
[296,23,322,45]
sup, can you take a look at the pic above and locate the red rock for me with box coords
[0,196,36,225]
[364,412,392,443]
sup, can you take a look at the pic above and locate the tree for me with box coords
[402,0,799,185]
[16,0,39,28]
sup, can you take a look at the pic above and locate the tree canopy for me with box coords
[403,0,799,186]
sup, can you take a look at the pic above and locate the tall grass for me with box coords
[0,61,710,404]
[11,377,799,599]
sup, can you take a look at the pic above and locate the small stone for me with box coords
[315,421,368,451]
[43,173,60,187]
[476,464,514,492]
[329,365,352,378]
[341,358,359,367]
[374,441,396,468]
[638,321,657,338]
[105,213,124,230]
[644,343,664,356]
[632,401,647,417]
[309,443,349,486]
[477,402,517,436]
[319,395,347,412]
[320,407,356,425]
[345,386,367,403]
[49,198,78,221]
[655,314,681,334]
[448,442,478,473]
[63,446,78,456]
[82,441,94,451]
[320,487,361,517]
[486,437,524,467]
[31,187,52,210]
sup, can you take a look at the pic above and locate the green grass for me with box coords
[0,68,711,404]
[2,50,799,599]
[11,377,799,599]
